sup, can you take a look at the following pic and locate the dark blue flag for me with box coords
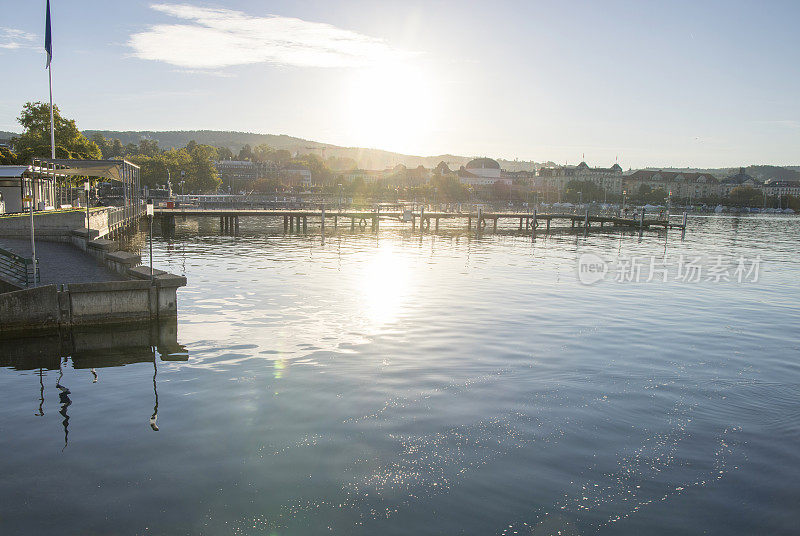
[45,0,52,68]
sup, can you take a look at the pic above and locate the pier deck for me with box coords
[0,238,123,286]
[155,208,686,232]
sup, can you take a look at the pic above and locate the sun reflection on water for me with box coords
[359,243,413,327]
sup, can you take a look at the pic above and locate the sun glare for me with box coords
[360,245,413,327]
[342,63,438,154]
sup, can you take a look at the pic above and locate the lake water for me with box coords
[1,215,798,535]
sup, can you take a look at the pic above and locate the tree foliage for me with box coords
[13,101,101,162]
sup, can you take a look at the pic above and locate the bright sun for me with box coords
[342,63,438,154]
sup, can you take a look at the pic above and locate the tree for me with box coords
[728,186,762,207]
[564,180,605,203]
[0,146,17,165]
[13,101,101,161]
[217,146,234,160]
[187,144,222,192]
[238,144,253,161]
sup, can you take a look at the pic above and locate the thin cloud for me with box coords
[0,27,37,50]
[129,3,414,69]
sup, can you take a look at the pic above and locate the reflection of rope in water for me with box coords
[35,368,45,417]
[56,366,71,451]
[150,355,159,431]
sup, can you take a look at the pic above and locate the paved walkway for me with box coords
[0,238,123,286]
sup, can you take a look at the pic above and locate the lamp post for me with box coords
[84,180,90,232]
[146,198,154,279]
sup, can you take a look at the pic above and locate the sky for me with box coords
[1,0,799,168]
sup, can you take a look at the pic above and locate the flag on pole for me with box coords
[45,0,52,68]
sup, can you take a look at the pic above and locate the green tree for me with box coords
[187,144,222,192]
[13,101,101,161]
[217,146,234,160]
[564,180,605,203]
[0,146,17,165]
[728,186,762,207]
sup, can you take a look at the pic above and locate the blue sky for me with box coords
[1,0,798,168]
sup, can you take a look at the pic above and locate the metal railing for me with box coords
[0,246,39,288]
[105,202,146,233]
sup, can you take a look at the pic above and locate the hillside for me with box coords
[81,129,539,171]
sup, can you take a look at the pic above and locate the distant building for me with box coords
[623,170,720,200]
[214,160,276,190]
[537,161,623,197]
[720,167,762,194]
[282,164,312,187]
[502,170,536,184]
[763,179,800,197]
[458,158,510,186]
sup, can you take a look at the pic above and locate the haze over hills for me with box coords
[81,129,503,171]
[4,128,800,181]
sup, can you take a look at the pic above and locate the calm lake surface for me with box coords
[1,215,798,535]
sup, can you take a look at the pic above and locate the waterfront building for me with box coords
[282,164,313,187]
[536,161,623,198]
[458,158,511,186]
[763,179,800,197]
[214,160,276,191]
[720,167,762,194]
[623,170,721,200]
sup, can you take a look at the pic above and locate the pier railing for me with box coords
[0,246,39,288]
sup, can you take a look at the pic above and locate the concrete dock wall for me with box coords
[0,278,185,336]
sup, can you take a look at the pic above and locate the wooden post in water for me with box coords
[467,216,471,230]
[682,211,687,239]
[493,217,497,231]
[640,209,645,229]
[283,215,288,232]
[321,204,325,235]
[420,206,425,233]
[546,218,550,234]
[584,210,589,237]
[290,215,294,232]
[532,209,537,239]
[235,216,239,233]
[435,217,439,231]
[303,216,307,232]
[351,217,355,231]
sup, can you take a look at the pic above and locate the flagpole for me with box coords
[48,63,55,159]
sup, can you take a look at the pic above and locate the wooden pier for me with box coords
[154,208,687,234]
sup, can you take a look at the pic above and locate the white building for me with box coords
[282,164,312,186]
[763,179,800,197]
[458,158,511,186]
